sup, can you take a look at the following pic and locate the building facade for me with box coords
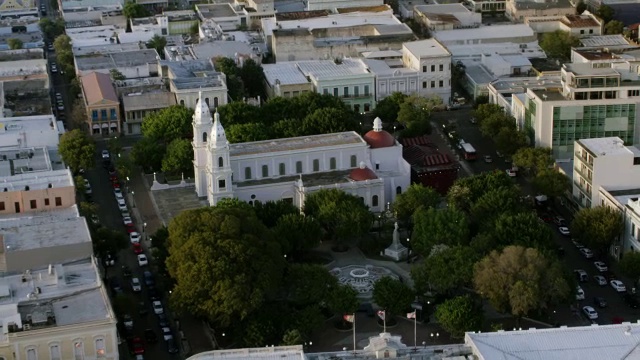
[80,72,121,136]
[121,91,176,135]
[402,39,452,105]
[192,93,410,210]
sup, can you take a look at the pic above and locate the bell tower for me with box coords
[206,110,234,205]
[193,92,212,198]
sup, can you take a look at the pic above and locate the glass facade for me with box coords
[552,104,636,158]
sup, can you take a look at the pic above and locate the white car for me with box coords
[576,286,585,300]
[121,210,131,218]
[483,155,493,163]
[594,275,607,286]
[131,277,142,292]
[558,227,571,236]
[137,254,148,266]
[611,280,626,293]
[594,261,608,272]
[506,169,517,177]
[114,188,123,199]
[572,240,585,249]
[130,232,141,244]
[582,306,598,320]
[118,201,127,212]
[580,248,594,259]
[101,150,110,159]
[152,300,164,315]
[123,217,133,226]
[83,179,92,194]
[161,326,173,341]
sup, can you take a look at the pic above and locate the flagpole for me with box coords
[352,313,356,354]
[383,311,386,333]
[414,314,417,349]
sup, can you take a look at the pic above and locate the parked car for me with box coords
[137,254,148,266]
[144,329,158,344]
[131,277,142,292]
[161,326,173,341]
[506,169,517,177]
[483,155,493,163]
[558,226,571,236]
[123,314,133,329]
[123,217,133,226]
[553,216,566,226]
[576,286,585,300]
[580,248,594,259]
[574,269,588,282]
[594,261,608,272]
[143,271,155,288]
[101,150,110,159]
[114,187,123,199]
[152,300,164,315]
[573,240,585,249]
[611,280,627,293]
[593,275,607,286]
[166,338,179,354]
[593,297,607,308]
[582,306,598,320]
[130,232,141,244]
[132,336,144,355]
[133,243,143,254]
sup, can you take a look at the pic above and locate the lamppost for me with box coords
[126,176,130,193]
[430,332,439,345]
[143,222,147,241]
[131,190,136,208]
[422,341,426,349]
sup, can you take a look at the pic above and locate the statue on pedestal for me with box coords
[384,222,408,261]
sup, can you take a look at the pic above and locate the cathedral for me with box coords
[192,93,411,212]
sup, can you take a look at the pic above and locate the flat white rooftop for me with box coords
[262,62,309,86]
[577,137,634,157]
[230,131,365,157]
[448,42,546,59]
[403,39,450,58]
[187,346,305,360]
[262,11,402,36]
[66,25,125,47]
[580,35,630,47]
[0,167,72,187]
[435,24,535,43]
[0,115,61,149]
[296,59,372,80]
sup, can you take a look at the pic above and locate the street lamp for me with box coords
[131,191,136,208]
[143,222,147,240]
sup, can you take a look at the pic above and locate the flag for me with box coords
[407,311,416,319]
[377,310,386,321]
[343,314,355,323]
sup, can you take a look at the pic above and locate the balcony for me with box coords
[573,166,592,182]
[574,152,593,168]
[573,180,592,198]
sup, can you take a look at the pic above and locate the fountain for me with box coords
[330,265,399,300]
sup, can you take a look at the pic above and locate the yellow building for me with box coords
[0,0,35,12]
[80,72,121,136]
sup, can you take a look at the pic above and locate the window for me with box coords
[73,340,84,360]
[30,200,36,209]
[580,29,585,34]
[244,167,252,180]
[110,109,117,119]
[422,81,427,89]
[95,338,105,357]
[262,164,268,177]
[633,223,636,238]
[422,65,426,72]
[375,163,380,170]
[330,157,336,170]
[313,159,320,172]
[396,186,402,195]
[354,86,359,97]
[27,348,36,360]
[439,80,443,88]
[431,81,435,88]
[589,29,593,34]
[323,89,328,95]
[364,85,370,96]
[50,344,61,360]
[0,201,4,211]
[629,90,640,97]
[344,87,349,97]
[180,99,185,106]
[44,198,49,206]
[296,161,303,174]
[372,195,379,207]
[55,197,62,206]
[214,97,219,107]
[202,132,207,143]
[218,179,226,189]
[205,98,210,106]
[279,163,285,175]
[333,88,338,97]
[218,157,223,167]
[439,64,443,71]
[100,109,107,119]
[364,103,370,112]
[350,155,357,167]
[431,65,435,72]
[91,110,98,120]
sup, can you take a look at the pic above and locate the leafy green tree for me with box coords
[74,175,86,194]
[435,295,483,338]
[411,246,477,295]
[226,123,271,143]
[272,214,323,257]
[53,34,71,54]
[576,1,587,14]
[412,207,469,256]
[479,112,516,138]
[372,277,414,316]
[512,147,553,175]
[605,20,624,35]
[289,305,324,340]
[397,95,440,134]
[114,153,133,181]
[162,138,194,176]
[473,103,504,122]
[619,252,640,282]
[58,129,95,174]
[123,0,150,18]
[303,189,372,246]
[488,212,554,251]
[239,58,266,98]
[372,92,408,122]
[282,329,304,345]
[131,136,165,173]
[7,38,23,50]
[253,200,299,228]
[474,95,489,108]
[474,246,571,316]
[147,35,167,58]
[495,127,529,157]
[285,264,338,306]
[93,227,128,258]
[166,205,285,327]
[149,227,170,276]
[571,206,624,254]
[447,170,515,211]
[39,17,65,40]
[327,284,359,315]
[540,30,580,60]
[216,102,261,126]
[532,169,570,198]
[393,184,441,226]
[470,186,524,226]
[301,108,358,135]
[597,5,615,23]
[141,105,194,144]
[242,302,287,347]
[214,57,239,77]
[109,69,126,81]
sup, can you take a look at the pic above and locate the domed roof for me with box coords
[363,117,395,149]
[350,162,378,181]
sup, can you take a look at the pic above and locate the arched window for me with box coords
[313,159,320,172]
[330,157,337,170]
[245,167,252,180]
[350,155,357,167]
[95,338,105,357]
[73,340,84,360]
[179,99,185,106]
[372,195,379,207]
[296,161,303,174]
[218,157,223,168]
[359,197,365,203]
[205,98,210,106]
[202,132,207,143]
[214,97,219,107]
[262,165,268,177]
[396,186,402,195]
[26,347,37,360]
[50,344,61,360]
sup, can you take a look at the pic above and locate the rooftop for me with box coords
[163,59,214,78]
[580,35,630,48]
[191,41,259,60]
[229,131,365,157]
[60,0,122,10]
[362,59,416,76]
[435,24,535,42]
[0,115,60,149]
[262,62,309,86]
[490,75,562,92]
[72,42,143,56]
[3,91,53,117]
[75,49,159,71]
[513,0,572,9]
[577,137,632,157]
[0,59,46,78]
[448,42,546,60]
[0,147,64,177]
[531,88,567,101]
[122,91,177,111]
[171,76,225,90]
[196,3,238,19]
[295,59,372,80]
[0,49,44,62]
[264,10,402,36]
[562,14,600,28]
[403,39,450,58]
[574,49,619,61]
[80,72,118,105]
[65,25,123,47]
[414,3,472,14]
[335,5,391,13]
[564,62,619,76]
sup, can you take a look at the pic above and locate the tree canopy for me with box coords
[597,5,615,23]
[513,147,553,175]
[393,184,440,226]
[540,31,580,60]
[272,214,323,258]
[372,92,408,123]
[161,138,194,177]
[372,277,414,315]
[58,129,95,174]
[412,207,469,256]
[571,206,623,254]
[447,170,515,211]
[39,18,65,40]
[147,35,167,58]
[327,284,359,315]
[474,246,571,316]
[619,252,640,282]
[123,1,150,18]
[285,264,338,306]
[488,212,554,251]
[7,38,23,50]
[411,246,477,295]
[532,169,570,198]
[605,20,624,35]
[435,295,483,338]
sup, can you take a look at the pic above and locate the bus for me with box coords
[460,142,477,160]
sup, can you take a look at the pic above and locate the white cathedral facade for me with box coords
[192,94,411,212]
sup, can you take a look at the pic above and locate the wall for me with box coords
[403,50,452,104]
[269,84,314,98]
[0,186,75,215]
[168,19,198,35]
[174,88,228,109]
[506,3,574,22]
[306,0,383,11]
[5,241,93,272]
[375,71,420,101]
[315,75,376,112]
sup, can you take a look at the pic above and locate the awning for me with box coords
[101,123,108,128]
[92,124,100,129]
[110,122,118,128]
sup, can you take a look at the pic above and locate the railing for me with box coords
[573,180,592,197]
[573,166,592,181]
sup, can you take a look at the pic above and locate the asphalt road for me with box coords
[433,107,640,327]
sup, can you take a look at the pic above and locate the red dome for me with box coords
[363,130,395,148]
[349,165,378,181]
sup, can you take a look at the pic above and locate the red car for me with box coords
[112,181,121,189]
[132,336,144,354]
[133,243,143,254]
[109,175,118,183]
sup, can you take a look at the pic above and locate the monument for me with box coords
[384,222,408,261]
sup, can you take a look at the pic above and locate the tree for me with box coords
[239,58,266,98]
[166,205,285,327]
[411,246,477,295]
[114,152,133,181]
[487,212,554,251]
[68,100,87,130]
[131,136,165,173]
[540,30,580,60]
[512,147,553,175]
[397,95,441,135]
[226,123,271,143]
[285,264,338,306]
[435,295,483,338]
[109,69,126,81]
[474,246,571,316]
[58,129,95,174]
[149,227,170,276]
[123,0,150,18]
[39,17,65,40]
[327,284,359,315]
[7,38,22,50]
[470,186,524,226]
[303,189,372,247]
[252,200,299,228]
[474,95,489,108]
[282,329,304,345]
[473,103,504,122]
[571,206,624,254]
[141,105,194,144]
[597,5,615,23]
[495,127,529,157]
[216,101,261,127]
[272,214,323,257]
[53,34,71,54]
[147,35,167,58]
[93,227,128,258]
[479,112,516,138]
[605,20,624,35]
[447,170,515,211]
[301,108,358,135]
[532,169,570,198]
[74,175,86,194]
[372,92,408,123]
[289,305,324,340]
[372,277,414,316]
[619,252,640,283]
[162,138,194,176]
[393,184,441,226]
[412,207,469,256]
[214,57,239,77]
[576,1,587,14]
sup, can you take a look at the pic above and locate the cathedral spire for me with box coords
[194,91,212,125]
[373,117,383,132]
[211,109,227,146]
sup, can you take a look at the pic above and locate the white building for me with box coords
[65,25,124,48]
[192,94,410,210]
[306,0,383,11]
[402,39,452,104]
[162,59,229,108]
[526,12,603,37]
[74,49,160,79]
[434,24,536,46]
[600,188,640,254]
[413,4,482,31]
